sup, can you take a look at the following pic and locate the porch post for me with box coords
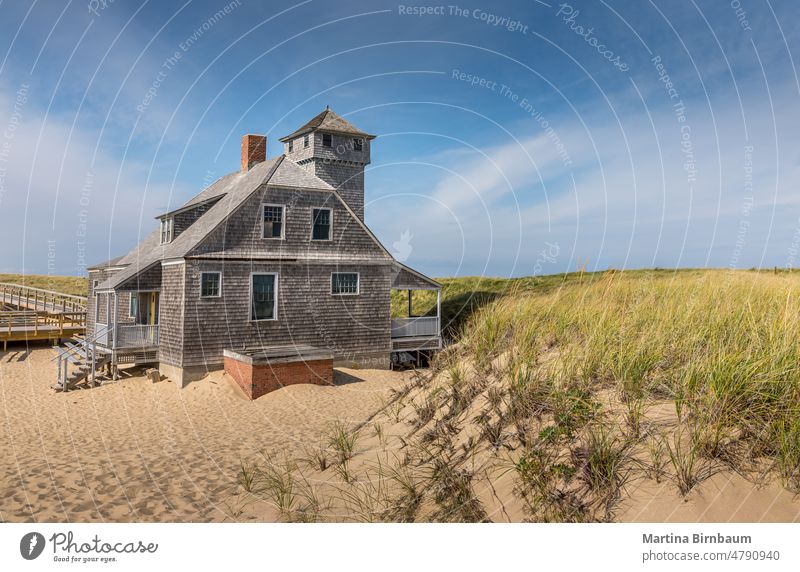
[436,289,441,333]
[112,292,118,350]
[408,289,412,318]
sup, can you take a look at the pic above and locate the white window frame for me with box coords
[129,293,138,318]
[95,293,100,321]
[199,272,222,298]
[160,217,173,244]
[311,207,333,241]
[303,134,309,148]
[331,272,360,296]
[288,139,294,153]
[262,203,286,240]
[249,272,278,322]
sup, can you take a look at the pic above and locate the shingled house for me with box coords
[87,108,441,385]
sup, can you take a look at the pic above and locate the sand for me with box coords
[0,346,409,522]
[2,346,799,523]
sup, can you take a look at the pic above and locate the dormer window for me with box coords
[303,134,309,148]
[288,140,294,153]
[160,217,173,244]
[322,133,332,147]
[353,138,363,151]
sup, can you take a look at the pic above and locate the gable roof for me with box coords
[279,107,376,142]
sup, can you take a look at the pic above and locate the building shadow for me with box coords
[333,369,365,386]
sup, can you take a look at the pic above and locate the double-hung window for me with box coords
[331,272,359,295]
[160,217,173,244]
[311,208,331,240]
[263,204,285,239]
[200,272,221,298]
[288,140,294,153]
[303,134,309,148]
[250,274,277,321]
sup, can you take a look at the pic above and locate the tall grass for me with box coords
[464,271,800,488]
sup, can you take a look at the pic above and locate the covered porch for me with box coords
[390,263,442,353]
[94,289,160,363]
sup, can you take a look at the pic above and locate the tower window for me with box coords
[322,133,332,147]
[160,217,173,244]
[353,138,363,151]
[303,134,309,148]
[288,140,293,153]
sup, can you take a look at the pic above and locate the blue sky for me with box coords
[0,0,798,278]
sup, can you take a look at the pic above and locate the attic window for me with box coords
[288,140,294,153]
[263,204,285,239]
[353,138,363,151]
[312,208,331,241]
[160,217,173,244]
[303,134,309,148]
[322,133,332,147]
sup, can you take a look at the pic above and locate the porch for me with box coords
[390,263,442,353]
[93,289,160,367]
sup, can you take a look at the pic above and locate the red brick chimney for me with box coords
[241,134,266,172]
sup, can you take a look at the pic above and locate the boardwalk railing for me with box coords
[0,283,87,314]
[391,316,440,338]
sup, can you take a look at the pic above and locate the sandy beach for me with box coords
[0,345,409,522]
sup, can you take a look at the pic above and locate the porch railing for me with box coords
[116,324,159,348]
[391,316,440,338]
[94,322,110,346]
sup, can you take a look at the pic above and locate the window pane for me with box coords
[353,138,362,151]
[312,208,331,240]
[251,274,276,320]
[303,134,309,148]
[332,273,358,294]
[288,140,293,153]
[322,133,332,147]
[201,273,220,297]
[264,206,283,238]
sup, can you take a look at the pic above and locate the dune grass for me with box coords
[238,268,800,522]
[0,273,87,297]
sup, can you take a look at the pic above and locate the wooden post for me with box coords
[408,289,412,318]
[436,289,441,333]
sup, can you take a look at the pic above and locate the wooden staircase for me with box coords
[52,325,112,392]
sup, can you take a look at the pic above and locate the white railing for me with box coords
[391,316,440,338]
[116,324,159,348]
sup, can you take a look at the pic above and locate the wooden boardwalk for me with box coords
[0,283,87,349]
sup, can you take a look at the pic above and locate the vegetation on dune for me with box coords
[0,273,87,297]
[236,269,800,522]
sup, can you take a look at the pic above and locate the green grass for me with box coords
[0,273,87,297]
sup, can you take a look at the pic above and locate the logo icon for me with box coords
[392,229,413,262]
[20,532,45,560]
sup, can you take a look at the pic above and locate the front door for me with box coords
[136,292,159,325]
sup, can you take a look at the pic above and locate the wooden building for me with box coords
[87,108,441,385]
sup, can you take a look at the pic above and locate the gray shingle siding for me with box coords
[157,263,185,368]
[181,260,391,368]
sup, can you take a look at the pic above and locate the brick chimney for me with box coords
[241,134,266,172]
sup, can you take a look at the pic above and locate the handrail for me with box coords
[0,282,86,303]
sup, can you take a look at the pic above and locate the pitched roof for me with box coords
[279,107,376,142]
[95,157,284,290]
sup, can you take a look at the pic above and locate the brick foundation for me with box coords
[223,347,333,399]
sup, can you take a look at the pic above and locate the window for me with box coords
[303,134,309,148]
[322,133,332,147]
[311,208,331,240]
[288,140,294,153]
[331,272,359,295]
[353,138,363,151]
[250,274,277,320]
[92,280,99,289]
[129,294,138,318]
[160,217,173,244]
[262,204,284,239]
[200,272,221,298]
